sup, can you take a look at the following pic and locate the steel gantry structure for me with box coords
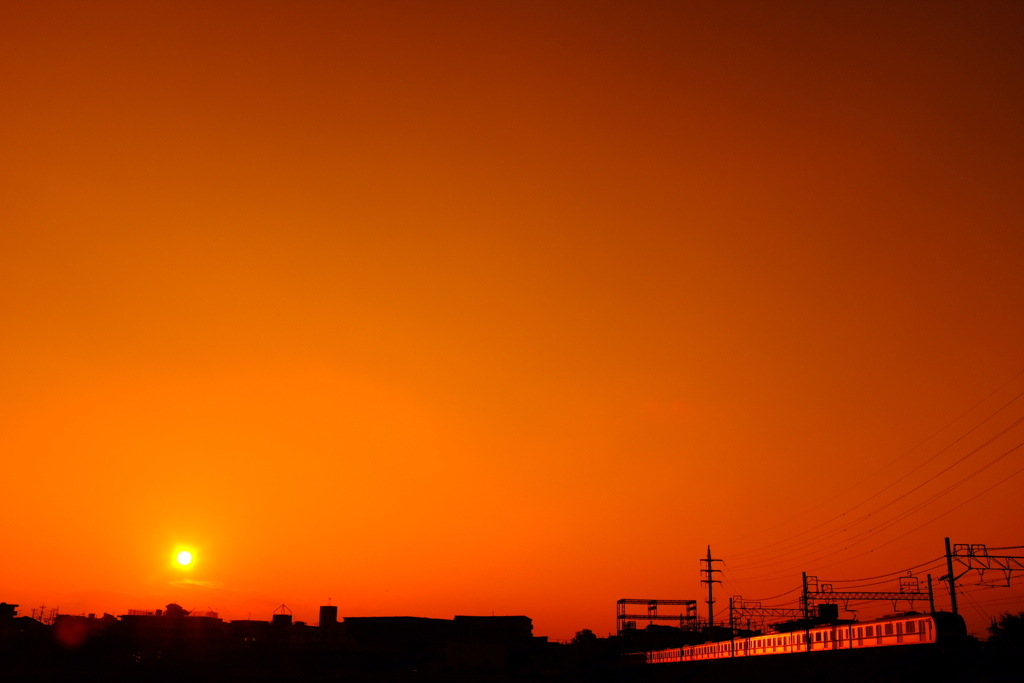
[615,599,699,636]
[801,573,934,616]
[728,596,803,632]
[943,538,1024,615]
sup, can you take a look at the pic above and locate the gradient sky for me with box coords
[3,1,1023,640]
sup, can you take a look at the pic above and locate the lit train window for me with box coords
[815,632,821,642]
[866,626,873,636]
[885,624,893,635]
[907,621,916,634]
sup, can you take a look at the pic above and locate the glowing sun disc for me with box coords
[176,550,193,566]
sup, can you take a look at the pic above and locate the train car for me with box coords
[645,611,965,664]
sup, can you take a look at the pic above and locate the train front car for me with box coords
[932,611,968,641]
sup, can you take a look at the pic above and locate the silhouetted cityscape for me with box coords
[1,600,558,680]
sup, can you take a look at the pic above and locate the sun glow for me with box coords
[176,550,193,567]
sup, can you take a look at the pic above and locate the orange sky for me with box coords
[2,1,1023,640]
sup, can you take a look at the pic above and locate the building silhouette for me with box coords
[0,598,554,679]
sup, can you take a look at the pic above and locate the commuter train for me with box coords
[646,612,965,664]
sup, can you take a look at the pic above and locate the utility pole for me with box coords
[944,537,959,615]
[927,574,936,614]
[728,596,737,658]
[802,572,812,652]
[700,546,722,629]
[802,573,810,620]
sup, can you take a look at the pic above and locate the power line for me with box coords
[854,419,1024,522]
[825,557,945,584]
[726,370,1024,559]
[812,439,1024,562]
[714,369,1024,591]
[812,461,1024,566]
[726,430,1024,579]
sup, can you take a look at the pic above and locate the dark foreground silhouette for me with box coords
[1,602,1021,682]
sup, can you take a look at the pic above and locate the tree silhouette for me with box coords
[988,611,1024,655]
[571,628,598,646]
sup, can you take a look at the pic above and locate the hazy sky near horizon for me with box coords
[3,1,1023,639]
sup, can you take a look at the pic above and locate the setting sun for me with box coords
[176,550,193,567]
